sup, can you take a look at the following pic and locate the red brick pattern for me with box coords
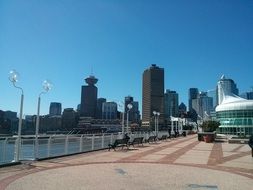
[0,135,252,190]
[208,143,223,165]
[158,141,200,163]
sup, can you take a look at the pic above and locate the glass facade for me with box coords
[216,109,253,136]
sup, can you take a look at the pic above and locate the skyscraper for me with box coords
[102,102,117,120]
[207,89,217,108]
[142,64,164,126]
[164,89,179,118]
[62,108,78,130]
[240,89,253,100]
[188,88,199,112]
[49,102,62,116]
[217,75,239,105]
[192,92,213,119]
[96,98,106,119]
[178,102,187,116]
[80,75,98,117]
[124,96,133,111]
[124,96,140,123]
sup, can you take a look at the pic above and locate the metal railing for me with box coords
[0,131,170,165]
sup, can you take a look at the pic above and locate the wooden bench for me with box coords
[108,138,129,151]
[146,135,157,143]
[128,137,144,147]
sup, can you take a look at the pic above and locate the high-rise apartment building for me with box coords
[164,89,179,118]
[49,102,62,116]
[217,75,239,105]
[80,75,98,117]
[102,102,117,120]
[142,64,164,126]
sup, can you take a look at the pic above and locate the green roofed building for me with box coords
[216,94,253,136]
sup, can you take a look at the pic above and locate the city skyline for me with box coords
[1,0,253,115]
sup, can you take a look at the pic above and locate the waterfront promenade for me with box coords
[0,134,252,190]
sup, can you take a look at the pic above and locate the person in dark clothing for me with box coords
[168,127,171,138]
[124,133,130,141]
[248,134,253,157]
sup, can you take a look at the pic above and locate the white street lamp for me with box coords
[157,112,160,136]
[35,80,52,159]
[153,111,160,137]
[126,103,133,134]
[9,70,24,162]
[153,111,157,135]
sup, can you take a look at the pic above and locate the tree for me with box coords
[201,120,220,132]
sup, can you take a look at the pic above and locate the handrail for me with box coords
[0,131,171,165]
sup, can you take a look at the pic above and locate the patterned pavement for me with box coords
[0,134,252,190]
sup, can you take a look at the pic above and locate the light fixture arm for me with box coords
[10,81,24,95]
[39,90,47,98]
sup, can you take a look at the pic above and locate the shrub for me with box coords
[201,120,220,132]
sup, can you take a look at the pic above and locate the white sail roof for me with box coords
[216,93,253,112]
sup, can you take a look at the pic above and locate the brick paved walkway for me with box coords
[0,134,252,190]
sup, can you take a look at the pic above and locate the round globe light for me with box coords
[127,103,133,110]
[42,80,53,92]
[153,111,157,115]
[9,70,19,83]
[157,112,160,116]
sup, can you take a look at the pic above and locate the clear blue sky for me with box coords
[1,0,253,116]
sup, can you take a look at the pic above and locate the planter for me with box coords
[198,132,216,142]
[203,135,213,143]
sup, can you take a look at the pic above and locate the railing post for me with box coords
[13,138,19,162]
[101,134,104,148]
[2,138,8,163]
[20,138,23,161]
[65,135,69,154]
[79,135,83,152]
[110,134,113,144]
[47,136,51,157]
[91,135,95,150]
[33,138,36,160]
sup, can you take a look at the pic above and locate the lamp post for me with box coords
[153,111,160,136]
[157,112,160,136]
[117,102,125,135]
[153,111,157,135]
[35,80,52,159]
[9,70,24,162]
[126,103,133,134]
